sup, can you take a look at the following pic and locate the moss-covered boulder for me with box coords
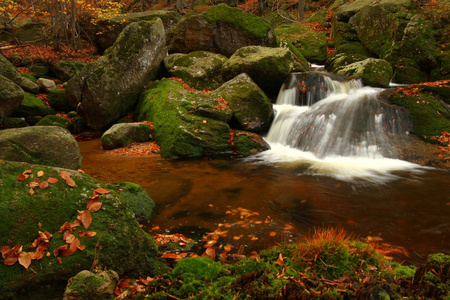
[166,4,275,57]
[0,160,166,299]
[134,76,271,159]
[329,19,360,48]
[164,51,228,90]
[0,74,24,118]
[388,86,450,141]
[221,46,295,96]
[0,54,40,94]
[0,126,81,169]
[63,270,119,300]
[105,181,156,224]
[47,89,72,112]
[274,23,327,64]
[325,42,372,73]
[392,58,427,84]
[2,117,28,128]
[336,58,393,87]
[215,73,274,132]
[333,0,414,22]
[53,60,87,82]
[413,253,450,298]
[12,92,55,118]
[101,122,152,150]
[79,10,180,54]
[35,115,72,131]
[65,19,167,130]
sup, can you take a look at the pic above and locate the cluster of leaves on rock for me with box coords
[1,168,110,269]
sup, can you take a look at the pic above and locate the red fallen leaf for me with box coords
[65,234,76,244]
[23,169,32,175]
[29,238,40,249]
[137,277,153,285]
[86,195,99,209]
[18,252,32,269]
[94,187,110,194]
[202,247,216,260]
[29,178,40,188]
[47,177,59,184]
[17,174,27,181]
[39,180,49,190]
[250,251,260,263]
[28,188,35,196]
[88,201,102,213]
[3,253,19,265]
[61,245,76,257]
[77,244,86,251]
[65,177,76,187]
[57,257,62,265]
[31,242,48,260]
[78,230,85,237]
[78,210,92,229]
[53,245,68,257]
[161,253,179,259]
[63,229,72,241]
[37,170,44,177]
[269,232,277,237]
[84,231,97,237]
[38,222,42,229]
[151,226,160,231]
[275,253,284,266]
[60,171,71,180]
[39,231,52,242]
[1,246,10,258]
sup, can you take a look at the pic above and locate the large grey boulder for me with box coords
[65,19,167,130]
[166,4,275,57]
[0,126,82,169]
[164,51,228,90]
[101,122,152,150]
[221,46,295,96]
[0,74,24,118]
[336,58,393,87]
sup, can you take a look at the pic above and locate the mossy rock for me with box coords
[329,19,360,48]
[333,0,414,22]
[413,253,450,298]
[221,46,295,96]
[274,23,327,64]
[164,51,228,90]
[0,126,81,169]
[0,74,24,118]
[105,182,156,224]
[325,42,372,73]
[0,53,23,85]
[392,58,427,84]
[231,130,270,156]
[389,88,450,141]
[35,115,72,131]
[2,117,28,128]
[336,58,393,87]
[47,89,72,112]
[53,60,87,82]
[0,161,167,299]
[30,65,49,77]
[12,92,55,118]
[63,270,119,300]
[100,122,152,150]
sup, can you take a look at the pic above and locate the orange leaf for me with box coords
[40,180,49,190]
[78,230,85,237]
[65,177,76,187]
[275,253,284,266]
[57,257,62,265]
[18,252,32,269]
[37,170,44,177]
[3,253,18,266]
[65,234,76,244]
[78,210,92,229]
[88,201,102,212]
[28,188,35,196]
[84,231,97,237]
[29,179,40,188]
[94,187,110,194]
[47,177,59,184]
[202,247,216,260]
[250,251,260,263]
[17,174,27,181]
[60,171,71,180]
[53,245,68,257]
[86,195,99,209]
[269,232,277,237]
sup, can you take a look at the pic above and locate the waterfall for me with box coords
[249,72,422,183]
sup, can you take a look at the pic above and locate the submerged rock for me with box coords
[0,160,166,299]
[65,19,166,130]
[0,126,81,169]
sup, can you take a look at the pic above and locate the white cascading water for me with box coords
[250,72,422,183]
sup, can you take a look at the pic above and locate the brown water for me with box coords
[79,139,450,265]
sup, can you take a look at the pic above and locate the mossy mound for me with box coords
[35,115,72,131]
[388,85,450,141]
[52,60,86,82]
[0,74,24,119]
[63,270,119,300]
[392,58,427,84]
[0,160,166,299]
[12,92,55,118]
[325,42,372,73]
[47,89,72,112]
[134,76,271,159]
[274,23,327,64]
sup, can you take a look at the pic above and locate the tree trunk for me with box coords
[258,0,268,16]
[298,0,305,20]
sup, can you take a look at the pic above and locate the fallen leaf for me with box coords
[57,257,62,265]
[151,226,160,231]
[53,245,68,257]
[94,187,110,194]
[3,253,18,266]
[65,234,76,244]
[88,201,102,212]
[47,177,59,184]
[29,179,40,188]
[84,231,97,237]
[78,210,92,229]
[28,188,35,196]
[37,170,44,177]
[17,174,27,181]
[202,247,216,260]
[269,232,277,237]
[18,252,32,269]
[60,171,71,180]
[250,251,260,263]
[65,177,76,187]
[275,253,284,266]
[39,180,49,190]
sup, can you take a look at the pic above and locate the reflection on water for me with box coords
[79,139,450,265]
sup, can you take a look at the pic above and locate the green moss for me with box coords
[203,4,272,40]
[12,92,55,117]
[389,90,450,140]
[35,115,72,130]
